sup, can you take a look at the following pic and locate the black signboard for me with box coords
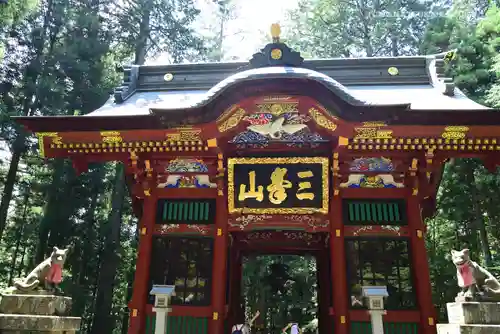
[227,157,329,214]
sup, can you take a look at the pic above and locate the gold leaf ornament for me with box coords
[308,108,337,132]
[217,108,246,133]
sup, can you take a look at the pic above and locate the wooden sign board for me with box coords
[227,157,329,214]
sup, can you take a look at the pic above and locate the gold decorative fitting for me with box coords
[411,158,418,170]
[212,312,219,320]
[166,129,201,142]
[132,309,138,317]
[308,108,337,132]
[257,102,298,115]
[217,228,222,236]
[37,132,60,158]
[163,73,174,81]
[270,48,282,60]
[207,138,218,148]
[227,157,329,215]
[52,136,63,145]
[270,23,281,42]
[217,107,246,133]
[354,126,392,140]
[101,131,122,143]
[362,121,386,127]
[441,126,468,139]
[388,67,399,76]
[340,316,346,324]
[140,227,146,235]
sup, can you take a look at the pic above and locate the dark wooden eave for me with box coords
[14,75,500,133]
[13,40,499,132]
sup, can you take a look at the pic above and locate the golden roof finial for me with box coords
[271,23,281,43]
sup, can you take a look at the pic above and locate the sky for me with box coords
[212,0,300,60]
[149,0,300,64]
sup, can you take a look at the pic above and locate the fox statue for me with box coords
[451,248,500,302]
[13,246,69,293]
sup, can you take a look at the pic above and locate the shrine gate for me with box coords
[15,25,500,334]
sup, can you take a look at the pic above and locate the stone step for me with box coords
[0,294,72,316]
[0,314,81,332]
[447,302,500,325]
[437,324,500,334]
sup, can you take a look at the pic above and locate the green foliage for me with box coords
[243,255,318,332]
[0,0,205,332]
[284,0,439,58]
[0,0,38,58]
[421,6,500,103]
[420,4,500,322]
[0,0,499,332]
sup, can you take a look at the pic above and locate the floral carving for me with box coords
[165,158,208,173]
[284,215,329,231]
[156,224,211,235]
[349,157,394,172]
[228,215,272,230]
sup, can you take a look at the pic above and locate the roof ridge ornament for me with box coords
[114,65,139,104]
[246,23,304,69]
[426,50,457,97]
[271,23,281,43]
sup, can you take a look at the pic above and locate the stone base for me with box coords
[437,324,500,334]
[446,302,500,324]
[0,314,80,332]
[0,294,72,316]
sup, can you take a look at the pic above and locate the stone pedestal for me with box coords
[437,302,500,334]
[0,293,81,333]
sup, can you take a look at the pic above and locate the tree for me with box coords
[197,0,242,62]
[484,6,500,107]
[421,5,500,104]
[90,0,205,332]
[284,0,438,58]
[110,0,204,64]
[0,0,38,58]
[421,3,500,321]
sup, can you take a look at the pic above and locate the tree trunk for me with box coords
[35,159,65,263]
[0,0,56,242]
[461,160,492,266]
[134,0,152,65]
[0,137,24,241]
[8,192,29,285]
[74,167,103,317]
[391,34,399,56]
[90,163,126,334]
[470,167,492,267]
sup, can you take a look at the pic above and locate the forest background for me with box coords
[0,0,500,332]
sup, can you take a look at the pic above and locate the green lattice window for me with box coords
[149,236,213,306]
[343,199,407,225]
[351,322,418,333]
[345,238,416,310]
[156,199,215,224]
[146,315,208,334]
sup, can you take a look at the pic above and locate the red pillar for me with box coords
[317,251,332,334]
[128,193,157,334]
[330,192,349,334]
[210,175,229,334]
[407,193,436,334]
